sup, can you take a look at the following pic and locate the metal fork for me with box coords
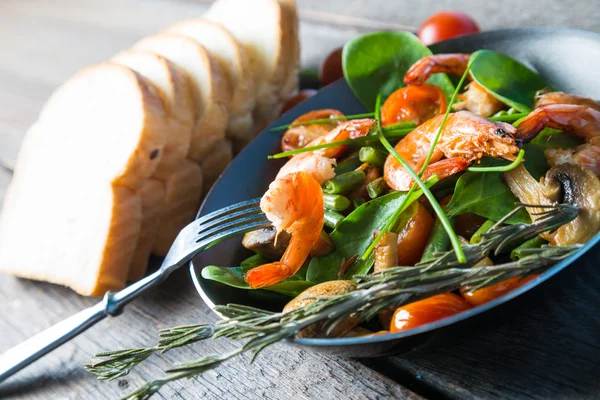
[0,198,270,382]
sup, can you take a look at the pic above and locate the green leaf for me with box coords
[307,184,431,283]
[470,50,550,113]
[521,128,582,180]
[342,31,455,110]
[445,158,530,224]
[201,265,314,298]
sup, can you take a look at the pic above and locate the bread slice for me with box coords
[134,33,231,161]
[205,0,290,129]
[277,0,300,104]
[0,124,142,296]
[152,159,204,256]
[38,63,167,190]
[128,179,165,281]
[200,139,233,192]
[112,50,196,180]
[167,19,255,144]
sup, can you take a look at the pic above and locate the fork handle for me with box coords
[0,269,166,382]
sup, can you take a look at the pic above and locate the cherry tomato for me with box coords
[461,275,539,306]
[319,47,344,87]
[390,293,472,332]
[418,11,480,46]
[455,213,488,241]
[381,85,447,127]
[280,89,318,115]
[280,109,345,152]
[396,202,435,265]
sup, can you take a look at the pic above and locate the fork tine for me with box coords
[196,212,270,244]
[197,206,262,232]
[195,217,271,251]
[195,198,261,226]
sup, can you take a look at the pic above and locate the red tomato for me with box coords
[319,47,344,86]
[418,11,480,46]
[280,89,318,115]
[381,85,447,127]
[396,202,434,266]
[461,275,539,306]
[390,293,472,332]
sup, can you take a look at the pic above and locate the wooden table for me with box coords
[1,1,599,399]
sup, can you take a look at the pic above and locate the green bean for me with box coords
[470,219,497,244]
[353,197,366,209]
[359,147,387,167]
[510,237,548,260]
[324,209,345,230]
[323,194,351,211]
[323,170,365,194]
[420,215,458,262]
[334,153,362,174]
[366,177,389,199]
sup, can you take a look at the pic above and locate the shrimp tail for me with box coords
[246,262,294,289]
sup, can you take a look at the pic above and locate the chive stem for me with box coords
[468,149,525,172]
[268,128,413,159]
[270,113,374,131]
[323,171,366,194]
[488,112,528,122]
[323,194,351,211]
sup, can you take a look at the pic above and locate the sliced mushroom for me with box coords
[504,163,600,245]
[283,280,357,338]
[242,227,335,260]
[374,232,399,273]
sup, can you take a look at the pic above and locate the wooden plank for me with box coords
[362,258,600,399]
[0,269,422,399]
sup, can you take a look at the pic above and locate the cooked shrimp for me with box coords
[404,53,505,117]
[516,104,600,143]
[516,104,600,177]
[281,109,345,152]
[546,137,600,177]
[384,111,520,191]
[404,53,471,86]
[276,118,376,184]
[246,172,324,288]
[534,89,600,111]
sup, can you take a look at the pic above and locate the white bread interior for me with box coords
[128,178,166,281]
[38,63,167,190]
[0,123,144,296]
[167,19,255,144]
[133,33,231,161]
[152,159,204,256]
[205,0,289,130]
[112,50,196,180]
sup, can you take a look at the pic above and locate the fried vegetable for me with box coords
[504,163,600,245]
[242,227,334,260]
[283,280,357,338]
[374,232,399,273]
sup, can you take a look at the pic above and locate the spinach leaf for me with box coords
[342,31,455,110]
[307,180,435,283]
[201,263,313,297]
[470,50,550,113]
[445,158,530,224]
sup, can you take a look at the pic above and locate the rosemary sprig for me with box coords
[87,204,579,400]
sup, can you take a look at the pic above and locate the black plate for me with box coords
[190,27,600,358]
